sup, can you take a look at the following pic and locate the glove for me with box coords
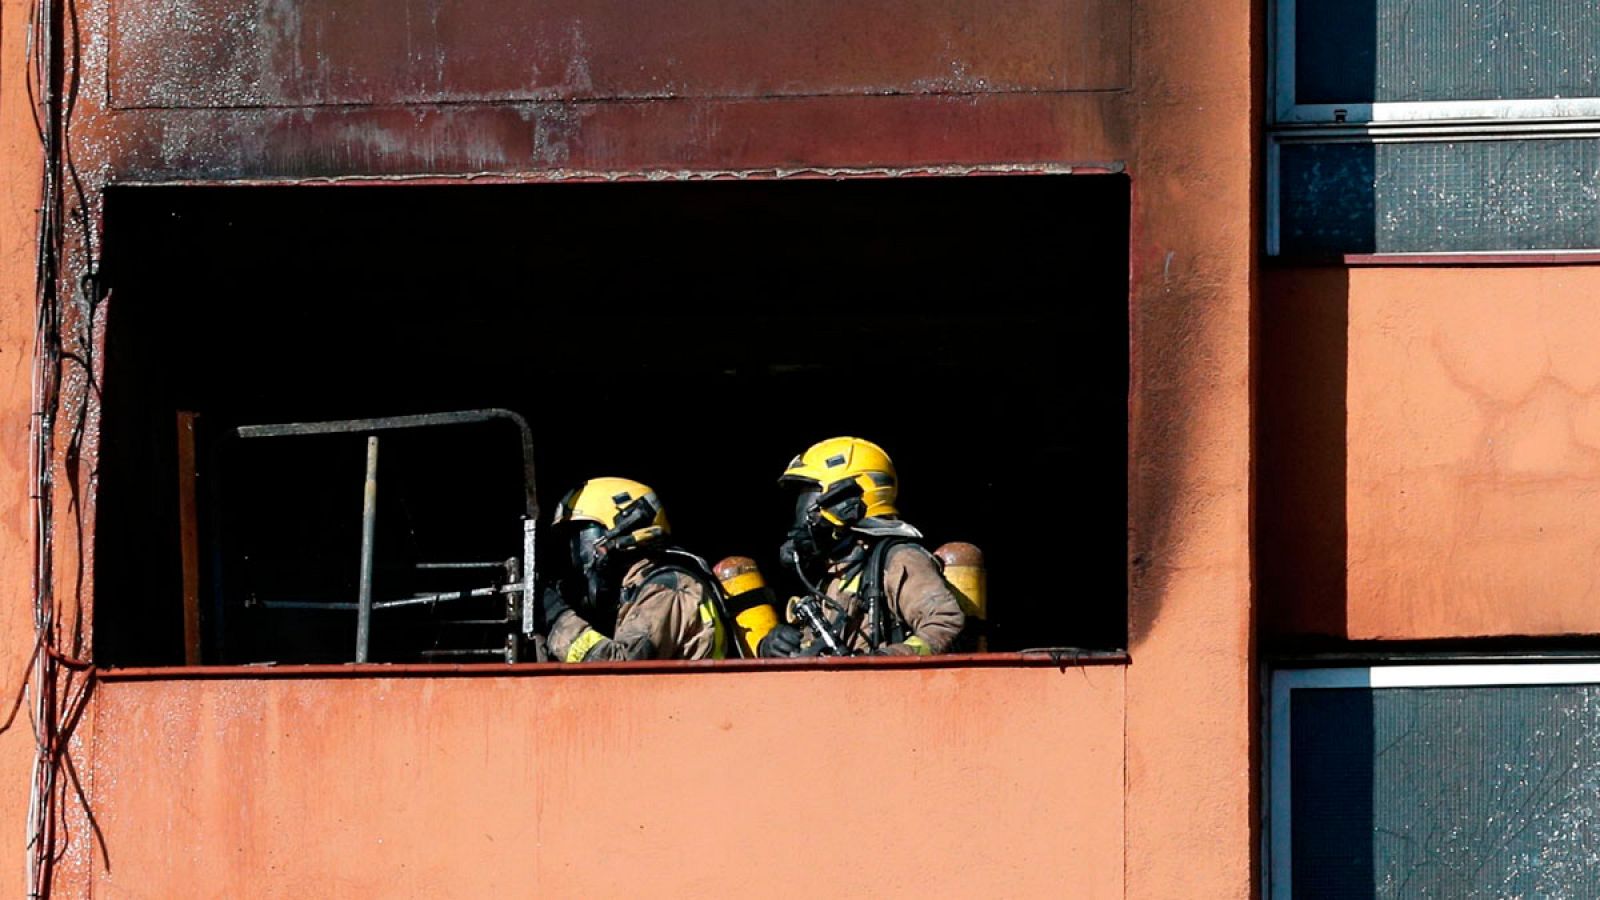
[539,584,571,627]
[758,623,804,658]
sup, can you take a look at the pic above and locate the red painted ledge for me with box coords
[96,650,1130,681]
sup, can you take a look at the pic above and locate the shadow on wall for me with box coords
[1257,266,1349,643]
[1286,684,1376,894]
[1127,249,1221,649]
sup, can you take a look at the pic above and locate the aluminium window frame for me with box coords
[1265,662,1600,900]
[1263,120,1600,257]
[1267,0,1600,256]
[1270,0,1600,127]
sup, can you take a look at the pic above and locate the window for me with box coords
[1268,663,1600,898]
[1268,0,1600,256]
[95,176,1132,667]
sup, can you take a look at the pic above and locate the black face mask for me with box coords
[783,488,850,571]
[567,522,617,625]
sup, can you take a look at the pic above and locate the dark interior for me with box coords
[95,174,1131,665]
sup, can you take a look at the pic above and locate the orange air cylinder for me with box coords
[714,556,780,658]
[936,542,988,652]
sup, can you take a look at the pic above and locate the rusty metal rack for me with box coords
[235,409,542,663]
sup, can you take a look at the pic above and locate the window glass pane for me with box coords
[1291,684,1600,898]
[1294,0,1600,105]
[1278,138,1600,254]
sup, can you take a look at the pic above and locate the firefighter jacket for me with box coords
[548,557,726,663]
[791,540,965,656]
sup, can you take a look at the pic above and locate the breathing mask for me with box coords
[782,480,868,570]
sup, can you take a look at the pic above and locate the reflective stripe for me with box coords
[842,574,862,594]
[903,635,932,656]
[565,628,606,663]
[699,599,727,660]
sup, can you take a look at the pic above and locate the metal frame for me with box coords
[236,408,540,663]
[1269,0,1600,126]
[1264,662,1600,899]
[1266,0,1600,256]
[1264,122,1600,257]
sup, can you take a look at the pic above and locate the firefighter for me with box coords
[541,477,730,663]
[758,438,965,657]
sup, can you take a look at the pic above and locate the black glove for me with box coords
[539,584,571,627]
[758,624,804,658]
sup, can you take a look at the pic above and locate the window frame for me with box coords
[1266,662,1600,899]
[1263,122,1600,258]
[1267,0,1600,257]
[94,172,1137,670]
[1270,0,1600,127]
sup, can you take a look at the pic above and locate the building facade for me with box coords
[0,0,1593,896]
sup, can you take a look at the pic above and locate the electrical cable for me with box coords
[19,0,102,893]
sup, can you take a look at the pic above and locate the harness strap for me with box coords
[859,538,916,650]
[621,550,736,660]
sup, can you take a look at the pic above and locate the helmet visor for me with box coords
[566,522,616,622]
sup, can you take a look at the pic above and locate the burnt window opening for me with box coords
[95,175,1131,667]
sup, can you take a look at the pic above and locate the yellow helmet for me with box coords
[553,477,671,536]
[779,437,899,520]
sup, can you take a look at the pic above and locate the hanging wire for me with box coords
[20,0,102,894]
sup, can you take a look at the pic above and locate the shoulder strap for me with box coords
[624,549,737,659]
[860,538,917,649]
[621,552,705,603]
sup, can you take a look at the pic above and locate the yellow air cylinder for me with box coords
[714,556,780,658]
[936,542,988,652]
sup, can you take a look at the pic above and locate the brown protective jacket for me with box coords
[790,541,965,656]
[547,557,724,662]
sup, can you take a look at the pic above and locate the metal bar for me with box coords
[237,409,520,439]
[175,411,204,665]
[419,649,507,659]
[371,585,507,610]
[257,588,516,612]
[426,619,520,627]
[521,517,540,638]
[233,408,539,520]
[504,557,522,663]
[356,436,379,663]
[414,561,507,571]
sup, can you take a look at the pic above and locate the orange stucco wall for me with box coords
[3,1,47,897]
[1263,266,1600,641]
[1122,0,1257,892]
[90,667,1126,898]
[0,0,1258,897]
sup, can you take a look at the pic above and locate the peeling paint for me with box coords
[105,0,1130,110]
[109,161,1122,189]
